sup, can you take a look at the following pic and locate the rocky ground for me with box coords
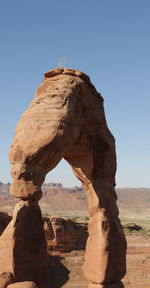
[0,181,150,288]
[43,217,150,288]
[123,235,150,288]
[48,234,150,288]
[0,212,150,288]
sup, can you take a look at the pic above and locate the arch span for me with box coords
[9,68,126,288]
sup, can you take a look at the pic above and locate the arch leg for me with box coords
[66,151,126,287]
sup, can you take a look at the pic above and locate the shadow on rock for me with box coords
[48,254,70,288]
[102,281,124,288]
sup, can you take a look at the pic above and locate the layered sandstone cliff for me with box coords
[43,217,88,252]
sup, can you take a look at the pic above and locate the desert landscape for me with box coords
[1,181,150,220]
[0,181,150,288]
[1,1,150,287]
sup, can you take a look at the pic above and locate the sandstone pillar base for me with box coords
[88,281,124,288]
[12,201,49,288]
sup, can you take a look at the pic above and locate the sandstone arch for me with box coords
[9,68,126,288]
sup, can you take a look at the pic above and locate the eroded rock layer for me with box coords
[43,217,88,252]
[7,68,126,288]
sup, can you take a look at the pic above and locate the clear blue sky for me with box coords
[0,0,150,187]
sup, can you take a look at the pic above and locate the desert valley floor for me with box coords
[0,183,150,287]
[49,234,150,288]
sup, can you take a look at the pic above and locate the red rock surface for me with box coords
[7,282,38,288]
[0,272,14,288]
[12,201,49,288]
[7,68,126,287]
[0,202,49,288]
[0,212,12,235]
[0,221,14,274]
[43,217,88,252]
[40,187,88,215]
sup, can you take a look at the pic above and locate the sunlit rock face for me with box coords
[7,68,127,288]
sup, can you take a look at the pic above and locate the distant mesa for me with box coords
[42,182,63,191]
[0,181,150,219]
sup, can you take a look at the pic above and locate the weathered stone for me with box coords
[43,217,88,252]
[9,68,127,287]
[0,202,49,288]
[0,272,14,288]
[9,68,103,201]
[0,221,14,274]
[12,201,49,288]
[0,213,11,236]
[7,282,38,288]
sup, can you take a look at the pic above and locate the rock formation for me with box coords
[0,202,48,288]
[0,213,12,235]
[43,217,88,252]
[6,68,126,287]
